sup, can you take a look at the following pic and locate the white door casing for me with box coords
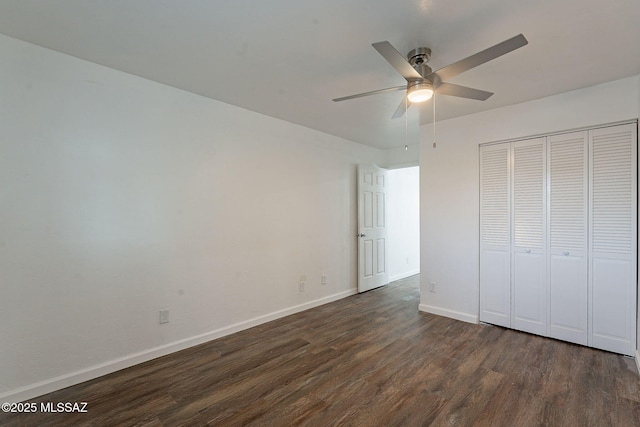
[357,164,389,293]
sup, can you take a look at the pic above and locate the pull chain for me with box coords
[432,93,437,148]
[404,96,408,151]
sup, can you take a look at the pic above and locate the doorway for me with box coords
[357,165,420,292]
[387,166,420,281]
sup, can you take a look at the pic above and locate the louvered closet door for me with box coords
[511,138,547,335]
[548,132,588,345]
[589,123,637,356]
[480,143,511,327]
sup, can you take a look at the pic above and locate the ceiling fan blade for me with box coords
[435,82,493,101]
[332,85,406,102]
[430,34,528,82]
[372,41,423,81]
[391,96,410,119]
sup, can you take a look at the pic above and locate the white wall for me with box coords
[387,167,420,281]
[383,145,419,168]
[419,75,640,324]
[0,34,385,401]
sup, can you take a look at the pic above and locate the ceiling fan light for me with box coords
[407,83,434,103]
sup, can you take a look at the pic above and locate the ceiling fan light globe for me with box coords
[407,86,433,103]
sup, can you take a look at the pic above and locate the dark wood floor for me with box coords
[3,275,640,426]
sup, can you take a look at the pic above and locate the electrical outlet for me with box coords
[429,281,436,293]
[321,275,327,285]
[299,281,305,292]
[159,309,170,324]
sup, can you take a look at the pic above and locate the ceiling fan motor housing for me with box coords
[407,80,433,92]
[407,47,433,82]
[408,47,431,65]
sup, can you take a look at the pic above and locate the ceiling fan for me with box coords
[333,34,528,119]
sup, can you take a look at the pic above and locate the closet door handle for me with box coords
[563,251,570,256]
[525,249,531,254]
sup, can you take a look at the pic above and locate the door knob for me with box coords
[357,233,366,237]
[563,251,570,256]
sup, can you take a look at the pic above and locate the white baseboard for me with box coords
[635,350,640,375]
[418,303,478,324]
[1,288,357,403]
[389,269,420,283]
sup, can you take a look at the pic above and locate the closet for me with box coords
[479,122,637,356]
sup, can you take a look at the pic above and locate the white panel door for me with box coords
[589,123,637,356]
[480,143,511,327]
[511,138,547,336]
[548,131,588,345]
[357,164,389,293]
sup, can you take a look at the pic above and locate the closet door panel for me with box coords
[548,132,588,345]
[589,123,637,356]
[511,138,546,335]
[513,252,546,334]
[480,249,511,325]
[591,257,632,353]
[480,143,511,327]
[549,254,587,341]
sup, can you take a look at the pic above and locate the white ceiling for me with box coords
[0,0,638,149]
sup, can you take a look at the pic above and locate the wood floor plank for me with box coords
[2,275,639,426]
